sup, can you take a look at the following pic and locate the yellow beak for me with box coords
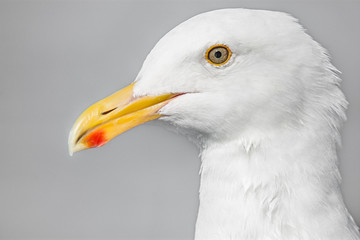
[68,83,180,155]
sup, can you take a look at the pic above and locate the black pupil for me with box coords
[214,51,222,58]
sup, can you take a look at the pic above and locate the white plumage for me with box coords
[70,8,360,240]
[135,8,359,240]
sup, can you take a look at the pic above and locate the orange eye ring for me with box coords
[205,44,232,66]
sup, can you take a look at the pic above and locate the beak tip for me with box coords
[68,146,74,156]
[68,128,91,156]
[68,129,78,156]
[68,143,84,156]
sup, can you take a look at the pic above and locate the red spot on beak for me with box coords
[85,129,107,148]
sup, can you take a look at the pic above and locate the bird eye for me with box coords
[206,45,231,66]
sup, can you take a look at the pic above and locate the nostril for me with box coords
[101,107,117,115]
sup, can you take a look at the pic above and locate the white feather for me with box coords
[133,8,360,240]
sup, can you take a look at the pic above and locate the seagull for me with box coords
[68,8,360,240]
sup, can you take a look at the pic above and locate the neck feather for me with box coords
[194,127,359,240]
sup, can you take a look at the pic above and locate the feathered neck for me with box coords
[194,126,359,240]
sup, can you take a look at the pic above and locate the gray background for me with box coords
[0,0,359,239]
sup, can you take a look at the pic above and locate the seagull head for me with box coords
[69,9,345,154]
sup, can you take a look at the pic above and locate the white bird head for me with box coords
[69,8,346,154]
